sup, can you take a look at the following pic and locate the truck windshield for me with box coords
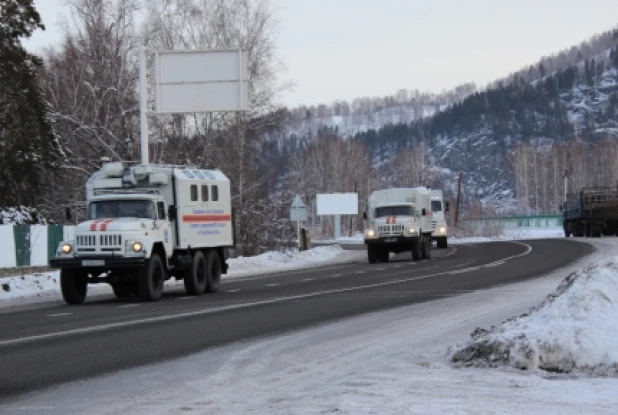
[375,206,413,217]
[88,200,156,219]
[431,201,442,212]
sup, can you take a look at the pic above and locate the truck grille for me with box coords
[100,234,122,246]
[432,221,437,230]
[76,234,123,253]
[76,234,96,246]
[378,224,404,235]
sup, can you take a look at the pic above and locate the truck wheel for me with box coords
[421,235,431,259]
[137,254,165,301]
[367,245,378,264]
[378,248,389,263]
[60,269,88,304]
[411,238,421,261]
[205,250,221,293]
[111,283,135,299]
[437,237,448,249]
[184,251,207,295]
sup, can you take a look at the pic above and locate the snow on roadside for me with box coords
[449,257,618,375]
[0,245,359,306]
[226,245,351,279]
[450,227,564,244]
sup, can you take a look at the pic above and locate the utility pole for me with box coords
[455,172,463,227]
[349,181,358,237]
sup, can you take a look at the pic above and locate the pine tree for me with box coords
[0,0,60,210]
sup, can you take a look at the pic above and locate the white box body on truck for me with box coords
[429,189,449,248]
[363,187,434,263]
[50,162,234,304]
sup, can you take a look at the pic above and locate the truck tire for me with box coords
[378,248,389,263]
[111,283,135,299]
[60,269,88,304]
[137,253,165,301]
[437,237,448,249]
[184,250,207,295]
[421,235,431,259]
[205,250,221,293]
[411,238,421,261]
[367,245,378,264]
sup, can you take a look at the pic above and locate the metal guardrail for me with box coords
[461,215,563,228]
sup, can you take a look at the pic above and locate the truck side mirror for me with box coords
[65,207,72,222]
[445,202,450,212]
[363,211,368,220]
[168,205,177,221]
[422,208,426,216]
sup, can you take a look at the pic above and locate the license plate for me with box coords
[82,260,105,267]
[384,237,397,243]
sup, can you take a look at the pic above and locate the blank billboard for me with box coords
[154,49,249,113]
[316,193,358,215]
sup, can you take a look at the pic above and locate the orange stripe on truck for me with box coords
[182,214,231,223]
[89,220,102,231]
[99,219,115,231]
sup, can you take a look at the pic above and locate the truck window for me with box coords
[212,185,219,201]
[88,200,156,219]
[201,185,209,201]
[157,202,166,219]
[190,185,198,201]
[375,206,413,217]
[192,170,205,179]
[183,171,195,179]
[431,201,442,212]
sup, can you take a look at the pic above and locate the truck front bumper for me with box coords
[49,256,147,269]
[364,235,419,245]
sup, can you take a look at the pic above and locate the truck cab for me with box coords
[429,189,449,248]
[363,187,434,263]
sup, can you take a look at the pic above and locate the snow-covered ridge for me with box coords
[449,257,618,375]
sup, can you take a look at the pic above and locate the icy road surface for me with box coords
[3,236,618,414]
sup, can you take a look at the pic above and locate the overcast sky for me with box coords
[25,0,618,108]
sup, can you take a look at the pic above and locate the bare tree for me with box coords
[40,0,141,220]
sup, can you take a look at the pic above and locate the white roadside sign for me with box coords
[154,48,249,113]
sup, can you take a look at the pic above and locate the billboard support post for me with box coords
[139,45,149,165]
[335,214,341,240]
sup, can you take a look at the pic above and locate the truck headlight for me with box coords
[365,229,376,238]
[408,228,416,234]
[132,242,143,252]
[61,243,72,254]
[439,227,447,234]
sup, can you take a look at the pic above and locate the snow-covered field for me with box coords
[4,237,618,414]
[0,245,361,308]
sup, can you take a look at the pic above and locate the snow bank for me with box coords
[449,257,618,375]
[451,227,563,244]
[0,245,354,305]
[224,245,347,279]
[0,272,60,301]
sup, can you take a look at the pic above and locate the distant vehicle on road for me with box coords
[562,187,618,237]
[363,187,434,263]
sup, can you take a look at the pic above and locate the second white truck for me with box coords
[363,187,434,263]
[430,189,449,248]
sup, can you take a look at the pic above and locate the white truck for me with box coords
[50,162,234,304]
[363,187,434,263]
[429,189,449,248]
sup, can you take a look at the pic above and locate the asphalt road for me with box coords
[0,239,592,401]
